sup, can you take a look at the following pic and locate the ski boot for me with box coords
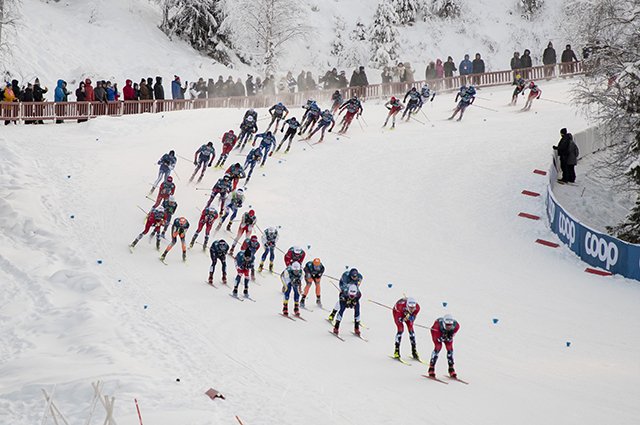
[203,236,209,250]
[258,261,264,272]
[332,320,341,335]
[222,274,228,285]
[282,301,289,316]
[448,366,457,378]
[269,262,274,272]
[243,288,249,298]
[316,296,322,307]
[412,346,421,361]
[156,238,161,251]
[285,147,290,153]
[160,252,167,262]
[226,221,233,232]
[189,235,197,248]
[393,343,401,359]
[197,174,204,184]
[232,286,238,297]
[428,365,436,378]
[354,320,361,336]
[208,273,213,285]
[300,295,306,308]
[328,309,337,322]
[251,268,255,281]
[130,238,139,248]
[182,251,187,262]
[293,302,300,316]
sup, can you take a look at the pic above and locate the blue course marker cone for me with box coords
[67,175,71,179]
[442,301,448,307]
[307,245,311,250]
[97,260,103,264]
[492,318,499,324]
[143,305,148,310]
[70,215,75,219]
[566,341,571,347]
[387,283,393,288]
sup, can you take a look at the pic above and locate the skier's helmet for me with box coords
[223,174,231,181]
[266,131,272,136]
[293,246,303,255]
[205,206,217,215]
[406,297,417,312]
[166,176,173,183]
[347,284,358,299]
[250,235,258,242]
[443,314,455,329]
[178,217,187,226]
[236,188,244,195]
[292,261,302,273]
[529,81,535,88]
[169,150,175,156]
[391,96,397,102]
[411,87,417,91]
[246,115,254,122]
[229,129,235,134]
[155,205,164,213]
[278,102,283,107]
[244,249,252,258]
[207,141,213,147]
[349,268,359,279]
[312,258,322,267]
[323,109,330,115]
[248,209,255,217]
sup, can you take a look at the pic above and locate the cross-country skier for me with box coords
[281,261,303,316]
[448,85,476,121]
[152,176,175,208]
[189,206,218,249]
[305,109,335,143]
[267,102,289,131]
[522,81,542,111]
[383,96,404,129]
[190,142,215,183]
[160,196,178,237]
[428,314,460,378]
[217,188,244,232]
[243,147,263,184]
[338,95,363,133]
[151,150,176,193]
[160,216,190,263]
[510,74,526,105]
[205,174,233,211]
[258,226,279,273]
[233,248,255,298]
[331,284,362,336]
[225,162,246,190]
[328,268,362,321]
[229,209,257,255]
[238,115,257,150]
[392,297,421,360]
[243,108,258,122]
[330,90,343,114]
[419,85,436,106]
[276,117,300,153]
[253,131,277,166]
[301,258,324,308]
[208,239,230,284]
[130,206,165,251]
[402,87,423,121]
[284,246,306,267]
[215,130,237,168]
[300,100,321,135]
[239,234,260,281]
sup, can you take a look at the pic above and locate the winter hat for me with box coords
[35,77,40,84]
[560,128,568,135]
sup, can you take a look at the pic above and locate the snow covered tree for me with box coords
[0,0,20,52]
[330,15,346,63]
[571,0,640,242]
[392,0,419,25]
[223,0,309,74]
[518,0,545,20]
[427,0,461,19]
[161,0,233,65]
[352,18,367,41]
[369,1,401,68]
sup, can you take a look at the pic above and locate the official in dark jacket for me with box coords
[554,128,580,183]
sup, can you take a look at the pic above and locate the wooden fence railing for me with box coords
[0,62,582,123]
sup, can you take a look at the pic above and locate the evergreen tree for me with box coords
[330,16,346,64]
[369,1,401,68]
[162,0,233,65]
[392,0,419,24]
[352,18,367,41]
[427,0,462,19]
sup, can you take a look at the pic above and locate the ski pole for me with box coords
[368,299,391,310]
[177,154,191,162]
[137,205,148,215]
[172,169,182,181]
[357,117,364,131]
[195,187,210,191]
[420,109,431,123]
[134,399,144,425]
[539,97,568,105]
[360,115,368,126]
[471,104,498,112]
[410,115,426,125]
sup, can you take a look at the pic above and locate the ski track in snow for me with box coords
[1,80,640,425]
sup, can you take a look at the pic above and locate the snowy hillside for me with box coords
[2,80,640,425]
[3,0,573,87]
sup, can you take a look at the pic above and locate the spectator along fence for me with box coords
[0,62,583,123]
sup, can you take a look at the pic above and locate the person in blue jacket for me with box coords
[233,249,255,298]
[54,80,69,102]
[243,148,263,183]
[267,102,289,131]
[171,76,187,100]
[151,150,177,192]
[459,54,473,84]
[253,131,277,166]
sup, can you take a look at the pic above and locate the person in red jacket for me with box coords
[230,209,257,255]
[284,246,305,267]
[123,79,135,101]
[189,207,218,250]
[392,297,421,360]
[152,176,175,208]
[84,78,95,102]
[215,130,238,168]
[129,206,165,251]
[428,314,461,378]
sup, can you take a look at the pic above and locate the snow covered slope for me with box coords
[2,80,640,425]
[4,0,572,87]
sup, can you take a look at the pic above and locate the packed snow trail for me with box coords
[1,80,640,425]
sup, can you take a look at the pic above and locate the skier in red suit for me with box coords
[392,297,421,360]
[284,246,305,267]
[152,176,175,208]
[429,314,460,378]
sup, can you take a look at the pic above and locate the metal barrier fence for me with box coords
[1,62,582,123]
